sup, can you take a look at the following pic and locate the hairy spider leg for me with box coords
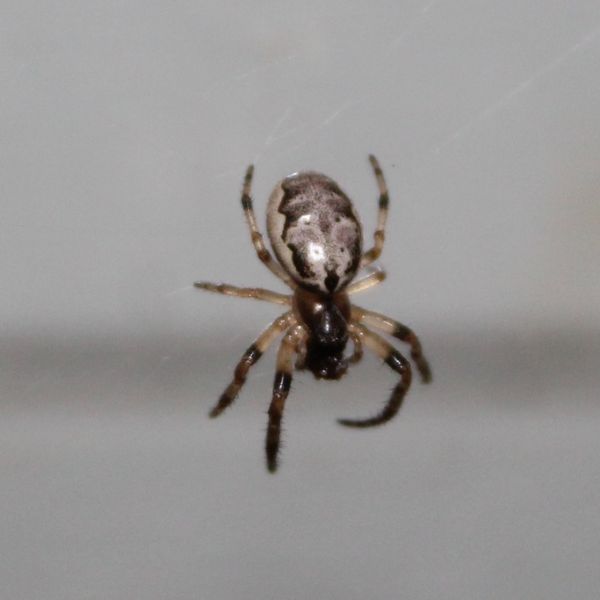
[360,155,390,268]
[266,325,305,472]
[240,165,296,288]
[351,306,432,383]
[346,267,386,294]
[294,334,307,370]
[338,323,412,428]
[195,281,291,305]
[348,328,364,364]
[209,312,294,418]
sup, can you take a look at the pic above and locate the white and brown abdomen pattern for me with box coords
[267,172,363,294]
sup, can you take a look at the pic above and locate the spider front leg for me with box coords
[338,323,412,428]
[209,312,294,418]
[348,329,364,364]
[240,165,296,288]
[266,325,305,472]
[351,306,432,382]
[360,155,389,268]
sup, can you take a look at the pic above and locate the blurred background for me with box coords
[2,1,600,598]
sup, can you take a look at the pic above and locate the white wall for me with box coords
[2,1,599,339]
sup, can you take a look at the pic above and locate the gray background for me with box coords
[2,1,600,599]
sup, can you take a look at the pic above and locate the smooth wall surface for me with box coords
[2,2,600,599]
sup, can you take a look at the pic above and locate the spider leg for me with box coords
[209,312,294,418]
[294,332,307,370]
[266,325,305,472]
[348,328,364,364]
[346,266,386,294]
[360,155,389,268]
[194,281,291,305]
[240,165,296,289]
[351,306,432,383]
[338,323,412,428]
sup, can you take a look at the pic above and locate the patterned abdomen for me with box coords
[267,172,363,294]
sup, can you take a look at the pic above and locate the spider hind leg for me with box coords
[239,165,296,288]
[360,155,389,268]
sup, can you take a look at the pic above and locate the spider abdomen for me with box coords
[267,172,363,294]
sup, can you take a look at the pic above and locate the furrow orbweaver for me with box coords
[196,155,431,472]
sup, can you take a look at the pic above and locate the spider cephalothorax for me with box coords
[196,156,431,472]
[294,288,350,380]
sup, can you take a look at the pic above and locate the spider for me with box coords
[196,155,431,472]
